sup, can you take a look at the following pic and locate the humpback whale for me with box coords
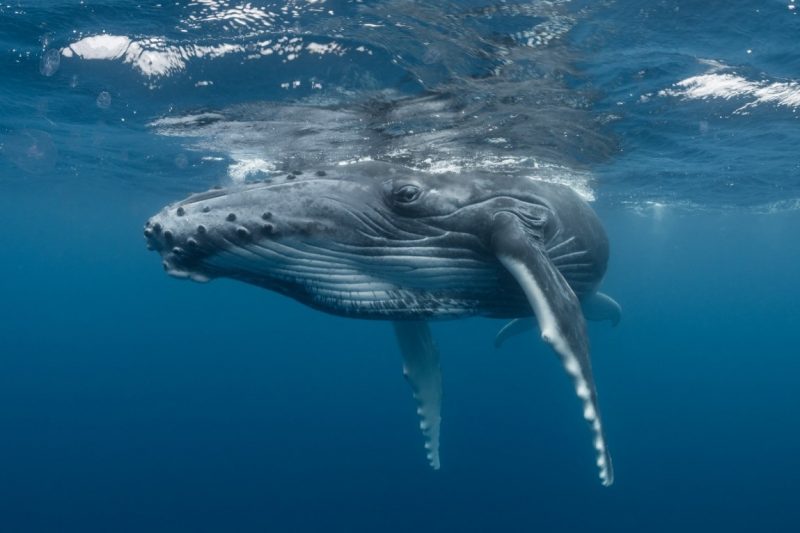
[144,161,621,486]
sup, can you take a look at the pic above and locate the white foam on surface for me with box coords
[187,2,275,27]
[63,32,348,78]
[410,155,595,202]
[150,113,226,131]
[62,34,131,60]
[227,158,275,183]
[306,42,343,55]
[660,71,800,113]
[62,34,244,77]
[524,165,595,202]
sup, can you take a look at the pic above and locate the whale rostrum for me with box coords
[145,161,621,486]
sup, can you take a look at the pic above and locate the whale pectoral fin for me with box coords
[582,292,622,326]
[495,318,534,348]
[491,213,613,486]
[393,320,442,470]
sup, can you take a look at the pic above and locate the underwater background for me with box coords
[1,1,799,531]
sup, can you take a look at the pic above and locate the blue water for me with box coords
[2,1,799,531]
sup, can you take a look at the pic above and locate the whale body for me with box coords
[145,161,621,485]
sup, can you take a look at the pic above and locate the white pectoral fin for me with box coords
[492,214,614,486]
[393,320,442,470]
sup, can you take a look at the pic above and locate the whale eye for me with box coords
[393,184,421,204]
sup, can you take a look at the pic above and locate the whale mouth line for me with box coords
[162,257,211,283]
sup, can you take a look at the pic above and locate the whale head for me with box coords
[144,161,603,317]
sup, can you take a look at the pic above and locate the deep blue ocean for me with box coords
[2,1,799,531]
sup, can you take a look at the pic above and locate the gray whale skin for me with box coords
[145,161,621,486]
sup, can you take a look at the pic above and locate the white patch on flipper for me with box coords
[576,381,591,400]
[498,254,614,486]
[563,358,581,377]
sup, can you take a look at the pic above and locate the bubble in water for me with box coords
[39,49,61,77]
[1,129,57,174]
[96,91,112,109]
[174,153,189,169]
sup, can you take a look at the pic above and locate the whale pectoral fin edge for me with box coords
[494,317,535,348]
[582,292,622,326]
[491,212,614,486]
[393,320,442,470]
